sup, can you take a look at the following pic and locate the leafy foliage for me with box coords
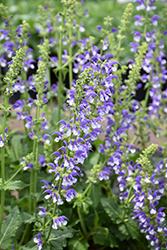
[0,206,20,249]
[68,236,89,250]
[48,229,75,250]
[101,197,123,223]
[0,180,28,190]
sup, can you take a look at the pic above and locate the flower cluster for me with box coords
[118,144,167,249]
[129,0,167,147]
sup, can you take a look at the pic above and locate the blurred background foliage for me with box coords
[0,0,166,62]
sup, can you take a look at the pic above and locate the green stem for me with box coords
[5,166,23,185]
[116,36,123,61]
[45,204,57,243]
[81,183,92,199]
[29,167,34,213]
[58,32,63,121]
[0,67,3,98]
[0,96,8,232]
[34,105,40,217]
[131,134,138,145]
[77,28,81,41]
[0,184,5,233]
[50,52,79,69]
[47,67,53,113]
[29,139,36,214]
[143,1,149,36]
[20,224,30,245]
[77,206,87,236]
[122,184,134,220]
[68,27,73,90]
[45,173,64,243]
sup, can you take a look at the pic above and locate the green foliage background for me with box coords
[0,0,166,61]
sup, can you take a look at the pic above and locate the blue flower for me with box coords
[52,216,68,230]
[38,207,47,216]
[33,234,43,250]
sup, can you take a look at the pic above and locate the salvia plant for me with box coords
[0,0,167,249]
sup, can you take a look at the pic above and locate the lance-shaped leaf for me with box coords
[90,184,102,208]
[0,206,20,249]
[93,227,109,245]
[68,236,89,250]
[48,228,74,250]
[101,197,123,224]
[0,180,29,191]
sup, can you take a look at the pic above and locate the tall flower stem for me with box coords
[68,27,73,90]
[0,96,8,232]
[58,32,63,121]
[47,67,53,113]
[45,173,64,243]
[29,140,36,214]
[34,104,40,217]
[77,206,87,236]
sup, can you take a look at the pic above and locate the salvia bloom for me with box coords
[33,234,43,250]
[118,145,167,249]
[52,216,68,230]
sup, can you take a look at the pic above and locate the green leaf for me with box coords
[50,107,67,125]
[48,228,74,250]
[94,210,99,228]
[118,218,140,241]
[68,237,89,250]
[0,206,20,249]
[101,198,122,224]
[21,212,36,224]
[10,134,26,160]
[53,67,69,81]
[108,232,119,248]
[145,119,157,133]
[118,223,130,239]
[82,198,93,214]
[93,227,109,245]
[90,184,102,208]
[109,224,127,241]
[125,218,140,240]
[67,218,80,228]
[89,151,99,165]
[0,180,28,191]
[14,196,29,209]
[21,240,37,250]
[0,104,5,110]
[62,68,69,81]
